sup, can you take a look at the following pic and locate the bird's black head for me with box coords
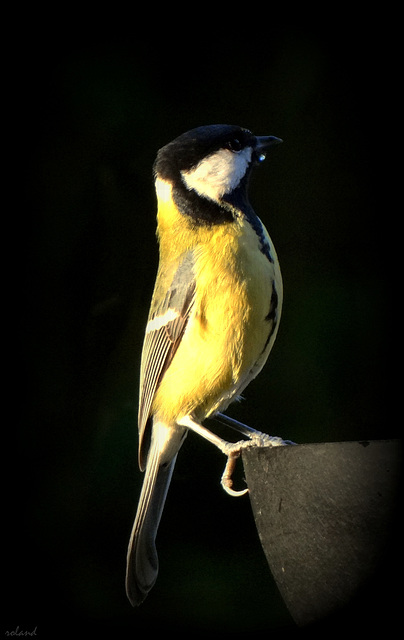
[154,124,282,224]
[154,125,253,178]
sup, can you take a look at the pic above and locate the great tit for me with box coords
[126,124,287,606]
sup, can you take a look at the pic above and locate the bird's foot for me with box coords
[220,434,293,497]
[176,414,295,497]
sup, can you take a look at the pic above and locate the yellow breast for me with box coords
[151,183,282,424]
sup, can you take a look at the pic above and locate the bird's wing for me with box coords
[138,251,196,469]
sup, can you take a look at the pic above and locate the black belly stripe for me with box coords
[265,285,278,323]
[251,217,274,262]
[262,281,278,352]
[241,208,274,263]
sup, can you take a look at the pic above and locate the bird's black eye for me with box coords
[226,138,243,153]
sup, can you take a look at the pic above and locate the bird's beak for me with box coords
[254,136,283,163]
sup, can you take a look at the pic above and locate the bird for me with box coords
[125,124,289,606]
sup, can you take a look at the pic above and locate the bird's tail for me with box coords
[125,423,179,606]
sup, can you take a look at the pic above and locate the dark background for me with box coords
[7,19,396,637]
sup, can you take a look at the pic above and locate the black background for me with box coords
[7,16,397,637]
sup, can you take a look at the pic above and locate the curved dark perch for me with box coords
[242,440,401,628]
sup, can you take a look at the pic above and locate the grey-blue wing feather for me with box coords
[138,251,196,469]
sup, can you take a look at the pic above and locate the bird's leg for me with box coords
[215,412,296,446]
[177,415,293,497]
[214,411,262,438]
[178,415,248,496]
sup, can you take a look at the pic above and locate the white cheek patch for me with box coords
[181,147,252,202]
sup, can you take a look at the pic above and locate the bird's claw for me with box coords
[221,449,248,497]
[220,432,295,497]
